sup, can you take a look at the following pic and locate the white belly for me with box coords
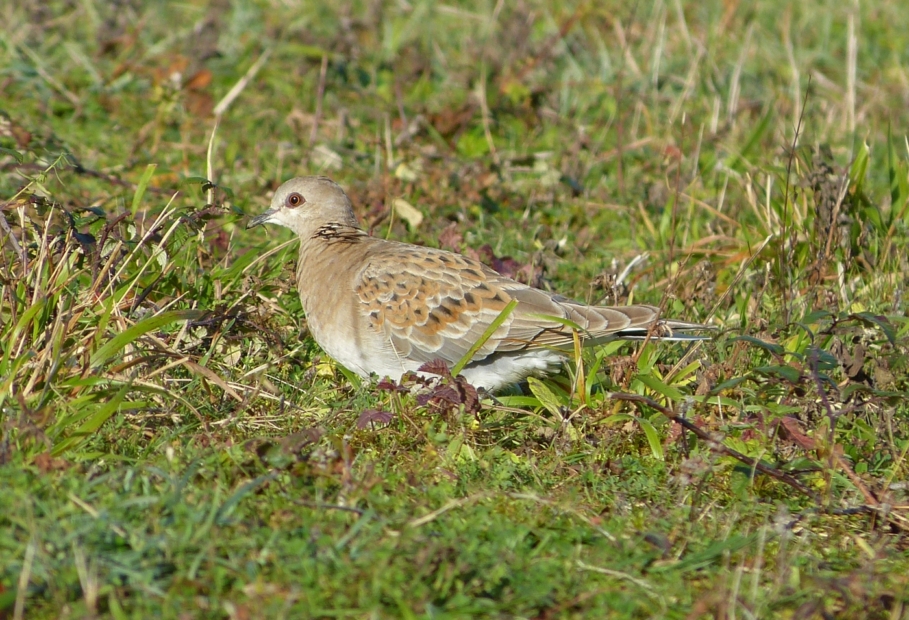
[306,303,566,391]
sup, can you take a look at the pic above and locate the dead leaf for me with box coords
[34,452,70,473]
[415,362,480,415]
[392,197,423,229]
[438,221,463,251]
[417,359,452,378]
[357,409,395,429]
[775,416,816,450]
[181,360,243,402]
[184,69,213,90]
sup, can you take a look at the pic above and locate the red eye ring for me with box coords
[286,192,305,208]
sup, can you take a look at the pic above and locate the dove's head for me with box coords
[247,176,359,236]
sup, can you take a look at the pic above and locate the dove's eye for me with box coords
[286,192,305,208]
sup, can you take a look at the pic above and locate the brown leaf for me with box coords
[775,416,816,450]
[357,409,395,429]
[451,376,480,414]
[416,374,480,415]
[186,91,214,117]
[376,378,409,392]
[417,385,458,407]
[428,104,476,140]
[184,69,213,90]
[468,244,523,280]
[438,221,463,251]
[34,452,70,473]
[417,359,452,378]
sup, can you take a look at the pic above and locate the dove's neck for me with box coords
[295,224,368,310]
[309,222,367,243]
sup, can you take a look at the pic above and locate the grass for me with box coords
[1,0,909,617]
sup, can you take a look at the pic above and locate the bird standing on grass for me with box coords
[247,176,710,392]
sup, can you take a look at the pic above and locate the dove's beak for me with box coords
[247,208,277,229]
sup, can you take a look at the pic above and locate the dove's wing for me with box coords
[354,240,701,366]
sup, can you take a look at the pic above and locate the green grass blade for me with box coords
[636,373,684,402]
[90,309,203,370]
[451,299,518,377]
[651,534,759,573]
[51,384,130,456]
[526,377,565,417]
[640,419,664,461]
[130,163,157,215]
